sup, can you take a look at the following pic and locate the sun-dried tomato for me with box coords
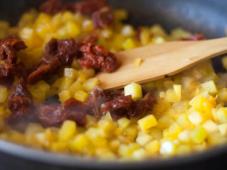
[63,98,88,126]
[79,41,119,72]
[39,0,64,15]
[0,37,26,82]
[8,80,33,120]
[101,95,133,119]
[37,103,66,127]
[39,0,113,28]
[129,92,156,117]
[37,98,88,127]
[101,91,155,119]
[87,88,109,118]
[87,88,155,120]
[40,0,108,16]
[71,0,108,16]
[92,7,113,28]
[27,38,78,84]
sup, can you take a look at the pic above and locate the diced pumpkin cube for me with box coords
[138,115,158,132]
[82,19,94,32]
[150,25,167,37]
[66,21,80,37]
[122,38,137,50]
[74,90,88,102]
[136,132,152,145]
[0,86,8,103]
[133,58,143,67]
[51,142,67,152]
[59,90,71,103]
[222,56,227,70]
[69,81,83,93]
[60,77,74,90]
[189,95,216,115]
[160,140,176,155]
[145,140,160,155]
[118,143,140,158]
[152,36,165,44]
[140,28,150,45]
[218,124,227,136]
[124,83,142,101]
[64,68,77,79]
[121,25,135,37]
[117,117,130,130]
[201,80,217,94]
[202,120,218,133]
[173,84,181,101]
[29,81,50,102]
[191,127,207,144]
[188,111,203,125]
[58,120,77,141]
[70,134,89,152]
[214,107,227,123]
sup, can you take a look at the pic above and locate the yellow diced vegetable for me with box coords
[140,28,150,45]
[122,38,137,50]
[59,90,71,103]
[121,25,135,37]
[133,58,143,67]
[150,25,167,37]
[191,127,207,144]
[64,68,77,79]
[173,84,182,101]
[51,142,67,152]
[160,140,176,155]
[69,81,83,93]
[66,21,80,37]
[0,86,8,103]
[201,80,217,94]
[214,107,227,123]
[83,78,99,91]
[152,36,165,44]
[82,19,94,32]
[202,120,218,133]
[74,90,88,102]
[138,115,158,132]
[124,83,142,101]
[59,120,77,141]
[136,132,152,145]
[188,111,203,125]
[218,124,227,136]
[145,140,160,155]
[117,118,130,130]
[29,81,50,102]
[70,134,89,152]
[222,56,227,70]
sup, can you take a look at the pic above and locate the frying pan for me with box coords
[0,0,227,170]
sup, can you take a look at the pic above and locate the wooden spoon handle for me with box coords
[98,38,227,89]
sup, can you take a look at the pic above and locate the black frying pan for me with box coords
[0,0,227,170]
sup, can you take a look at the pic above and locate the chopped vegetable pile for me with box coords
[0,0,226,160]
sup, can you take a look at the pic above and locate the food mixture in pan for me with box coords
[0,0,227,160]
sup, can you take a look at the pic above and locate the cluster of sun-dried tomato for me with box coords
[2,35,123,127]
[40,0,113,28]
[0,0,156,128]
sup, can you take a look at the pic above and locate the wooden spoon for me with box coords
[97,37,227,89]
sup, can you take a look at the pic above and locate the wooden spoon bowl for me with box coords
[97,38,227,89]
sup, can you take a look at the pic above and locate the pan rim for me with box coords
[0,140,226,169]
